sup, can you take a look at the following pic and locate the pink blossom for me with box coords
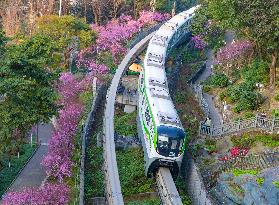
[2,183,70,205]
[77,11,169,73]
[215,40,253,64]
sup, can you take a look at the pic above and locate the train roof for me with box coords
[142,6,200,130]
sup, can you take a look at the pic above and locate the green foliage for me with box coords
[0,142,36,196]
[175,175,192,205]
[272,181,279,189]
[190,143,203,157]
[0,29,8,56]
[79,90,93,105]
[191,4,226,52]
[85,146,104,198]
[243,112,255,119]
[96,51,117,72]
[204,139,217,153]
[272,109,279,118]
[223,82,263,113]
[232,169,258,177]
[175,93,187,104]
[219,91,225,100]
[115,111,137,136]
[241,60,269,85]
[231,68,241,82]
[116,148,155,196]
[204,73,230,88]
[203,85,212,93]
[231,133,279,148]
[256,178,264,186]
[231,133,256,148]
[0,33,58,145]
[197,0,278,87]
[274,93,279,101]
[254,135,279,147]
[35,15,96,50]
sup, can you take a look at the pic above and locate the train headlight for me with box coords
[158,135,168,142]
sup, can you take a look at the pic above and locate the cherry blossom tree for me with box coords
[77,11,170,73]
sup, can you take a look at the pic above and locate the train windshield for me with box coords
[156,126,185,157]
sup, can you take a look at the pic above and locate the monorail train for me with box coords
[137,6,200,178]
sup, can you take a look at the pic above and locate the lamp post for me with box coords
[59,0,62,16]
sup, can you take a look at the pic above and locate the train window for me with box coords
[171,140,178,149]
[145,107,151,124]
[140,76,144,87]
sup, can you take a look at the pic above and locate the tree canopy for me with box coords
[193,0,279,88]
[0,33,58,142]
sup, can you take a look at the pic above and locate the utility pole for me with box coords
[59,0,62,16]
[171,1,176,17]
[150,0,156,12]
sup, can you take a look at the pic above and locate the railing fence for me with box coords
[200,114,279,137]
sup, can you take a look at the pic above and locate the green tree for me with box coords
[35,15,96,70]
[0,34,59,149]
[195,0,279,89]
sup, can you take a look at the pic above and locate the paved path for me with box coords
[8,123,53,192]
[195,50,222,126]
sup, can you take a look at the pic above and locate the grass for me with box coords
[0,142,37,196]
[116,148,155,196]
[272,181,279,189]
[256,177,264,186]
[232,169,258,177]
[84,131,105,201]
[175,176,192,205]
[115,110,137,136]
[231,133,279,148]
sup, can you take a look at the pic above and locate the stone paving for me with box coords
[8,123,53,192]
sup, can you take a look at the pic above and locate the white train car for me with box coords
[138,6,200,177]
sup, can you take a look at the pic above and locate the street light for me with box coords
[59,0,62,16]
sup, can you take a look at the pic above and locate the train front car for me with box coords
[138,6,199,178]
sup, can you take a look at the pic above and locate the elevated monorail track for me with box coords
[103,32,156,205]
[104,6,200,204]
[156,167,183,205]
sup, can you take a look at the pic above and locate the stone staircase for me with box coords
[201,152,279,188]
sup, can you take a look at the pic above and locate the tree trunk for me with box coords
[269,51,278,91]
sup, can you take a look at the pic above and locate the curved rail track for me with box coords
[103,32,156,205]
[156,167,183,204]
[104,7,198,202]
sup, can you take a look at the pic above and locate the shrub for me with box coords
[233,91,261,113]
[115,111,137,136]
[116,148,154,196]
[202,85,212,93]
[232,169,258,177]
[272,181,279,189]
[254,135,279,147]
[231,134,256,148]
[244,112,255,119]
[241,59,269,85]
[274,93,279,101]
[175,93,187,104]
[272,109,279,118]
[204,73,230,88]
[231,68,241,82]
[219,91,226,101]
[256,178,264,186]
[204,139,217,153]
[224,82,263,113]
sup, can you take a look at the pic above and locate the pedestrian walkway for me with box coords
[195,49,222,126]
[8,123,53,192]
